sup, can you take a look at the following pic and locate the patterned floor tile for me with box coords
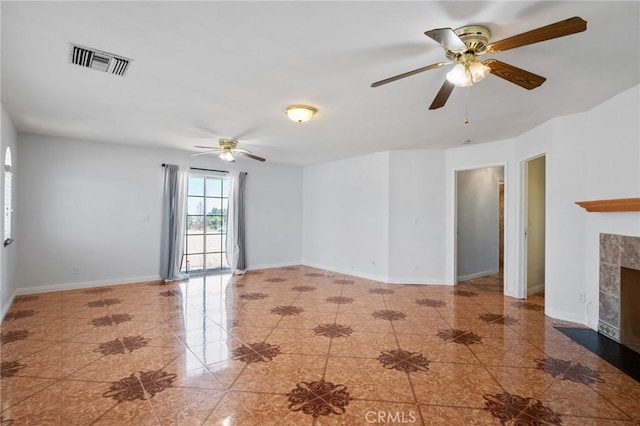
[203,391,311,425]
[411,364,504,408]
[324,356,415,403]
[2,269,640,425]
[232,354,326,393]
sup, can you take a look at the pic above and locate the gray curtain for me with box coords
[160,164,188,280]
[226,171,247,273]
[236,171,246,271]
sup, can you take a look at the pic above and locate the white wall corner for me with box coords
[302,261,389,284]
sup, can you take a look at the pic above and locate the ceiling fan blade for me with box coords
[424,28,467,52]
[371,62,447,87]
[190,150,221,157]
[237,151,266,162]
[194,145,218,149]
[429,80,455,110]
[483,59,546,90]
[486,16,586,53]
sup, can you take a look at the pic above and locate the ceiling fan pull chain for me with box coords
[464,86,470,124]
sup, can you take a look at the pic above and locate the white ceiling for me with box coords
[2,1,639,166]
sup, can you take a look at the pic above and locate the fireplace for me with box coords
[599,233,640,353]
[621,267,640,352]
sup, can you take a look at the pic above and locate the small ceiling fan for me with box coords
[371,16,587,110]
[190,139,266,163]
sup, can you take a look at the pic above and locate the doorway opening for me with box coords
[182,171,230,275]
[455,165,505,293]
[523,155,546,298]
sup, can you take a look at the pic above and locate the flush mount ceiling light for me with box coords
[285,105,317,123]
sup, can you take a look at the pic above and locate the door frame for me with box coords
[184,170,230,275]
[498,179,505,272]
[519,153,547,299]
[453,162,508,291]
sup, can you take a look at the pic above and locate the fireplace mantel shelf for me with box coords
[576,197,640,213]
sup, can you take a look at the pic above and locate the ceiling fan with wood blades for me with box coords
[371,16,587,111]
[190,138,266,163]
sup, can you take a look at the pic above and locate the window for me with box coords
[4,147,13,246]
[181,171,229,274]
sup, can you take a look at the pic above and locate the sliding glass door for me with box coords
[182,171,229,274]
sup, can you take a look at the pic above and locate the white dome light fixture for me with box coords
[285,105,317,123]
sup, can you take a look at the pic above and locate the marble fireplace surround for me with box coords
[599,233,640,343]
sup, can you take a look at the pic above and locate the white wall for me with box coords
[1,105,19,317]
[541,114,590,322]
[540,87,640,325]
[302,151,390,281]
[388,150,446,284]
[302,149,448,284]
[241,157,303,270]
[16,134,302,293]
[456,166,504,281]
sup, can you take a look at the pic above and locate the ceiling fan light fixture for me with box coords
[446,64,471,87]
[469,61,490,82]
[285,105,317,123]
[446,62,490,87]
[219,151,235,162]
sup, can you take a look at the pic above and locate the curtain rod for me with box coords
[161,164,232,174]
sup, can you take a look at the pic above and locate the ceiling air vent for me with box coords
[70,44,132,76]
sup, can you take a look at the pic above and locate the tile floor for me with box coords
[1,266,639,425]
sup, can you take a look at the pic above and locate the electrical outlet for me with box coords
[73,266,80,275]
[578,292,586,303]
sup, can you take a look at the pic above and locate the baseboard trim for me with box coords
[386,277,450,285]
[545,307,587,327]
[302,261,388,283]
[1,289,17,322]
[301,261,449,286]
[528,283,545,295]
[16,275,163,295]
[457,269,499,282]
[247,261,302,271]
